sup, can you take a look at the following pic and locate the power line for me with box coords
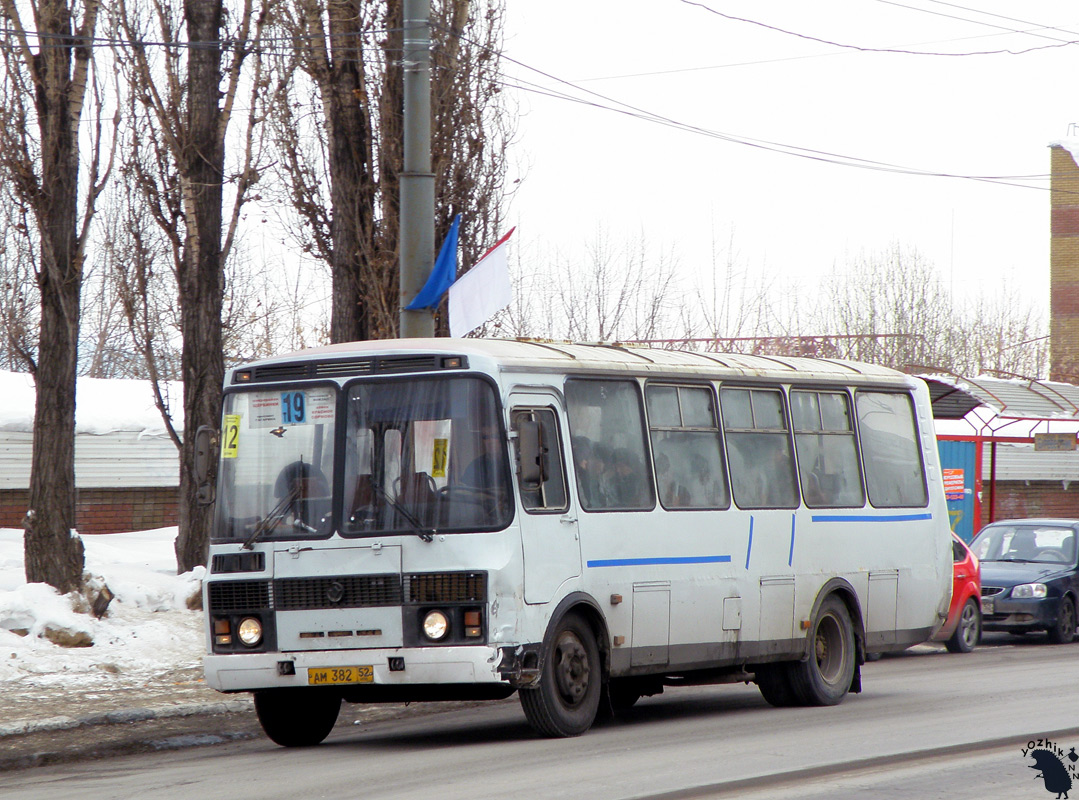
[678,0,1079,56]
[877,0,1079,42]
[489,48,1052,193]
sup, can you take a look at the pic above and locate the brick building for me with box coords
[0,372,180,535]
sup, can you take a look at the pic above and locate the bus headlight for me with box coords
[237,616,264,646]
[422,610,450,641]
[1011,583,1048,599]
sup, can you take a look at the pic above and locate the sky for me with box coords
[498,0,1079,318]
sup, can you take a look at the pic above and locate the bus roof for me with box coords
[230,338,916,387]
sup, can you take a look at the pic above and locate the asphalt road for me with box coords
[3,634,1077,800]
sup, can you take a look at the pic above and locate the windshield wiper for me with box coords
[242,484,302,550]
[368,480,435,543]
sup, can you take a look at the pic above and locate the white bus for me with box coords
[200,338,952,745]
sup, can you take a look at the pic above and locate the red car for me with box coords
[932,533,982,652]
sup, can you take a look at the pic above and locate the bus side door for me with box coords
[509,393,582,605]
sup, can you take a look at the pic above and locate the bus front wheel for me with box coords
[755,663,800,707]
[254,688,341,747]
[519,612,601,737]
[789,595,856,706]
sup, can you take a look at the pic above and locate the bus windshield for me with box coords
[213,385,337,543]
[342,376,513,535]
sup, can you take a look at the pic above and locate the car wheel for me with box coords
[945,597,981,653]
[788,595,856,706]
[519,612,601,737]
[254,689,341,747]
[1048,596,1077,645]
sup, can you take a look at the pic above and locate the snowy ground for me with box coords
[0,527,204,698]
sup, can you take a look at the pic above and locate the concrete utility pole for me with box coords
[399,0,436,338]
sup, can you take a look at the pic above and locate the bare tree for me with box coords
[109,0,271,571]
[267,0,512,342]
[503,229,682,343]
[814,243,1051,378]
[0,197,40,371]
[0,0,115,592]
[954,288,1048,378]
[817,244,954,369]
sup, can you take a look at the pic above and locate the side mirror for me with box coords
[517,419,545,485]
[194,425,219,506]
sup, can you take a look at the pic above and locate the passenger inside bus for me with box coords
[687,452,724,507]
[573,437,606,508]
[655,452,690,507]
[274,460,332,533]
[607,447,649,507]
[461,419,503,490]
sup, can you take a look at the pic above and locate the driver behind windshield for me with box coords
[275,460,332,534]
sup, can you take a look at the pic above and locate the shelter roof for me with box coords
[920,374,1079,422]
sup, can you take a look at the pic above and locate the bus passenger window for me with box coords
[646,384,729,510]
[566,379,655,512]
[512,408,569,513]
[720,387,798,510]
[790,390,865,508]
[855,391,928,508]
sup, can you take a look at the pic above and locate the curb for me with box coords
[0,698,254,739]
[0,700,260,772]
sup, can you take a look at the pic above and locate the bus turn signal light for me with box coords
[214,618,232,645]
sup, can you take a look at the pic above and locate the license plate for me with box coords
[982,599,994,615]
[307,666,374,686]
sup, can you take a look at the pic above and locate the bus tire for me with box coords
[519,612,601,737]
[254,688,341,747]
[755,663,800,707]
[789,595,855,706]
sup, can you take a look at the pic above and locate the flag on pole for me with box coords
[448,227,515,337]
[404,214,461,310]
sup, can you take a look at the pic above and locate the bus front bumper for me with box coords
[204,645,508,693]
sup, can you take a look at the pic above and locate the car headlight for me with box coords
[422,610,450,641]
[1011,583,1048,599]
[237,616,264,646]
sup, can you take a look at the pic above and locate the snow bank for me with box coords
[0,527,204,687]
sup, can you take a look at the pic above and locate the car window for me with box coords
[972,525,1077,564]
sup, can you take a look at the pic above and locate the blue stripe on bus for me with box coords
[810,513,934,523]
[745,516,754,570]
[788,514,796,567]
[586,555,732,568]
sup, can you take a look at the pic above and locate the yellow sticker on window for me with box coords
[222,415,241,459]
[431,438,448,478]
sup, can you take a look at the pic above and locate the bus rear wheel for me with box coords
[520,612,601,737]
[789,595,856,706]
[254,688,341,747]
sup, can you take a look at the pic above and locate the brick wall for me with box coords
[988,480,1079,522]
[0,487,180,535]
[1050,145,1079,382]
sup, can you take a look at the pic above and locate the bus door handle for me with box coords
[560,515,577,525]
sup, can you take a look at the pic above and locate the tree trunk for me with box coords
[325,0,372,344]
[175,0,226,573]
[23,0,86,593]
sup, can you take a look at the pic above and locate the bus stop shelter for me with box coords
[921,373,1079,540]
